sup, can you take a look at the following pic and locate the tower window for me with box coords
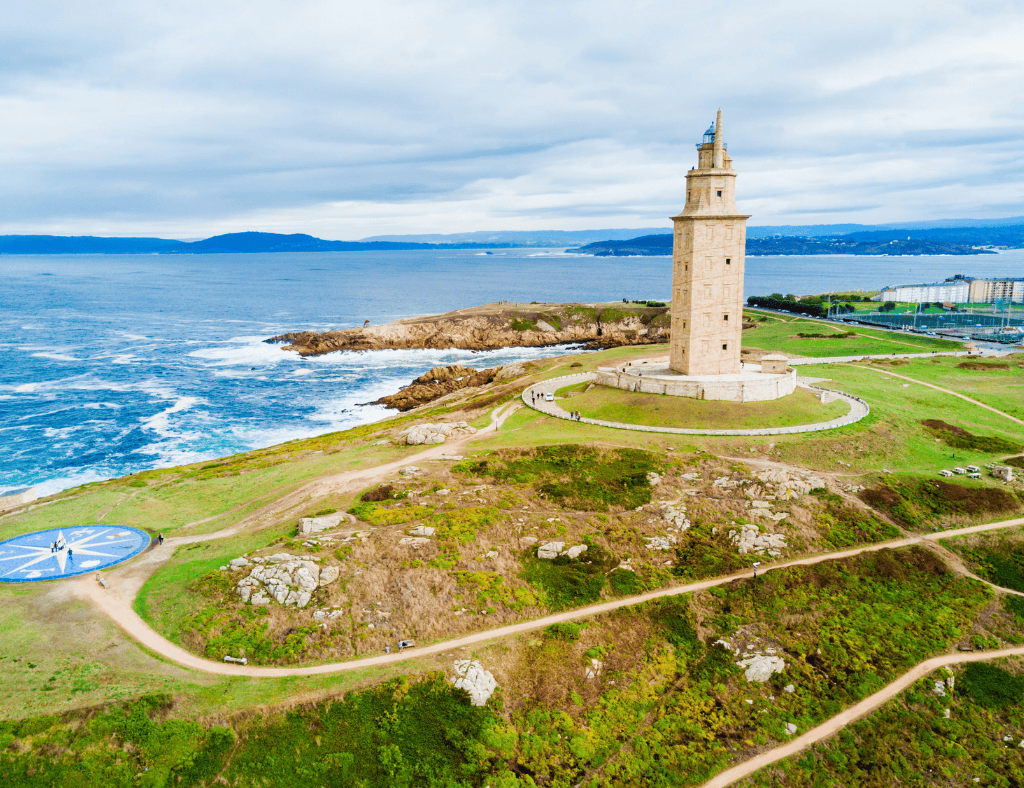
[726,258,731,265]
[723,314,728,321]
[717,190,722,197]
[722,343,728,351]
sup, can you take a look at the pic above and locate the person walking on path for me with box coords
[158,533,164,546]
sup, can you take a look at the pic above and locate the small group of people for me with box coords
[568,410,582,421]
[50,539,72,559]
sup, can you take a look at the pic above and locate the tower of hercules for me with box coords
[669,110,750,376]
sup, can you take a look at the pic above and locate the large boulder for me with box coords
[451,660,498,706]
[397,421,477,446]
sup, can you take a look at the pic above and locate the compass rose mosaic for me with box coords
[0,525,151,583]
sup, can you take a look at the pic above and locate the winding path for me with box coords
[521,373,869,436]
[76,513,1024,678]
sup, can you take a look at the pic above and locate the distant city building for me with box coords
[878,274,1024,304]
[669,110,749,375]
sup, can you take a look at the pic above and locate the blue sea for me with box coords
[2,247,1022,497]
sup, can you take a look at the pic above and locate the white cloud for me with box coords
[0,0,1022,237]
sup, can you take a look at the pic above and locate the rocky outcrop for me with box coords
[396,421,477,445]
[234,553,341,608]
[372,365,503,411]
[537,542,588,560]
[299,512,354,535]
[730,523,787,556]
[267,303,670,357]
[737,652,787,682]
[451,659,498,706]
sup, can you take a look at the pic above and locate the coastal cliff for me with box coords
[268,302,671,357]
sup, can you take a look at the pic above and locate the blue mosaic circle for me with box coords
[0,525,151,583]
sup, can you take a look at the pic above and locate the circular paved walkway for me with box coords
[521,373,869,436]
[0,525,151,582]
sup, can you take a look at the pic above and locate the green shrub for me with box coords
[521,546,613,610]
[458,445,660,511]
[608,567,641,595]
[544,622,583,640]
[960,662,1024,709]
[431,507,497,544]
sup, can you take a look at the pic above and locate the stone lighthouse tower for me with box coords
[669,110,750,375]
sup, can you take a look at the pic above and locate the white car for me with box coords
[544,392,555,402]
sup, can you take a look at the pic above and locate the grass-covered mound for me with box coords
[861,476,1022,529]
[455,444,661,511]
[559,386,848,430]
[921,418,1022,454]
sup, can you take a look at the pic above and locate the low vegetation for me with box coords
[922,418,1023,454]
[861,475,1022,530]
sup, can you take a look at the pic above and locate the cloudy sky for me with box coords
[2,0,1023,238]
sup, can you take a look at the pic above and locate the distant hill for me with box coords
[0,231,517,255]
[572,224,1020,257]
[358,228,663,247]
[3,218,1023,254]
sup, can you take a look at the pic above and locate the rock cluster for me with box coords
[659,500,691,531]
[373,366,504,411]
[736,652,787,683]
[645,535,677,551]
[537,542,588,560]
[299,512,353,536]
[755,469,824,500]
[729,523,787,556]
[234,553,340,608]
[396,421,477,445]
[451,660,498,706]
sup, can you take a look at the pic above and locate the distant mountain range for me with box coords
[2,218,1024,254]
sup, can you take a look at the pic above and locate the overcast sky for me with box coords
[2,0,1023,238]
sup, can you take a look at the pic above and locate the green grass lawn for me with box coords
[560,386,849,430]
[741,313,962,357]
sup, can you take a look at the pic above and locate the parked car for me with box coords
[544,392,554,402]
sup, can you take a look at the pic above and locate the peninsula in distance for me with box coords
[3,218,1024,255]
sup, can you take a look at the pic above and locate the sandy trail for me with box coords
[853,364,1024,426]
[76,515,1024,678]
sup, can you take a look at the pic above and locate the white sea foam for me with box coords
[140,396,204,437]
[30,352,80,362]
[189,336,291,367]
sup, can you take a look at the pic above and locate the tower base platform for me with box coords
[594,357,797,403]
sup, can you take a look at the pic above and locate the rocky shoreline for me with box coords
[267,301,671,357]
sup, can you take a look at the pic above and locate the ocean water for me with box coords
[2,247,1022,496]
